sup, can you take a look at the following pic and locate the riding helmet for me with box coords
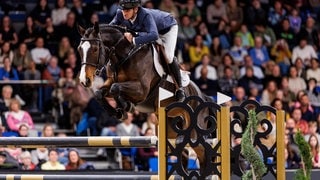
[119,0,141,9]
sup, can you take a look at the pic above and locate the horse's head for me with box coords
[78,22,106,87]
[78,22,133,87]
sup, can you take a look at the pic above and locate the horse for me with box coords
[77,22,215,175]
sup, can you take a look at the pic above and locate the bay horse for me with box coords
[77,22,216,175]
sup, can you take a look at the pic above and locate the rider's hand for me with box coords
[124,32,133,43]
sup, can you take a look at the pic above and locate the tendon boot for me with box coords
[169,58,186,102]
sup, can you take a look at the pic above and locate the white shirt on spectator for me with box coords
[194,64,218,80]
[51,7,70,26]
[291,45,317,64]
[306,68,320,86]
[288,77,307,95]
[240,66,265,79]
[31,48,51,64]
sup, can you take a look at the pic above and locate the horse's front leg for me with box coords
[95,78,113,99]
[110,81,148,118]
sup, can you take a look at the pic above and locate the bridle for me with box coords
[80,32,124,76]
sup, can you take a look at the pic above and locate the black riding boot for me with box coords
[169,58,186,102]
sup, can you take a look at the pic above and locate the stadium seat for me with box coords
[8,11,26,22]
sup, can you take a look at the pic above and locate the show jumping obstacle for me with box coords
[0,96,285,180]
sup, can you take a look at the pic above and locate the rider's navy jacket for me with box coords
[109,7,177,46]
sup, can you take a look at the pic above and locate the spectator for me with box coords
[217,54,240,79]
[18,16,38,50]
[249,36,270,68]
[188,34,210,68]
[116,112,140,170]
[70,0,94,27]
[12,43,33,78]
[31,147,49,167]
[288,66,307,96]
[307,78,320,114]
[0,42,14,67]
[264,64,282,88]
[51,0,70,26]
[280,76,297,109]
[291,37,317,66]
[226,0,243,31]
[284,134,300,169]
[136,128,158,171]
[30,0,52,30]
[63,52,80,77]
[52,67,76,129]
[245,0,267,32]
[209,36,223,66]
[296,93,316,122]
[193,54,217,81]
[19,151,38,170]
[288,8,302,34]
[177,15,196,63]
[40,17,60,55]
[218,66,238,97]
[6,99,34,132]
[22,61,41,112]
[275,19,297,50]
[0,56,23,101]
[57,36,74,68]
[291,108,309,135]
[270,39,292,75]
[254,23,277,48]
[179,0,202,27]
[30,36,52,72]
[18,124,30,137]
[294,57,307,79]
[240,55,264,80]
[238,66,263,95]
[0,15,18,48]
[0,151,18,169]
[196,22,212,48]
[268,1,287,28]
[260,80,278,105]
[306,58,320,84]
[42,56,64,111]
[194,65,219,97]
[235,24,254,49]
[299,16,319,48]
[56,11,81,50]
[308,134,320,168]
[65,148,95,170]
[41,149,65,170]
[304,121,320,141]
[41,124,55,137]
[229,36,248,66]
[232,86,246,106]
[206,0,228,34]
[158,0,180,20]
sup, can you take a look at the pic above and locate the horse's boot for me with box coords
[169,58,186,102]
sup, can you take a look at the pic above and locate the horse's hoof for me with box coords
[116,109,128,120]
[124,102,135,113]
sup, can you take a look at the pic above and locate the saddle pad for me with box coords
[152,45,190,87]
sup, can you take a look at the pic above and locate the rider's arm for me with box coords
[133,13,158,46]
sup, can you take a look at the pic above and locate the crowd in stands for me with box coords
[0,0,319,171]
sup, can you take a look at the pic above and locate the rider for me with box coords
[109,0,186,102]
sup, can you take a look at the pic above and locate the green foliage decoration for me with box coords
[241,110,267,180]
[294,131,312,180]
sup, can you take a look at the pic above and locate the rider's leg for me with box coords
[160,24,186,101]
[168,58,186,102]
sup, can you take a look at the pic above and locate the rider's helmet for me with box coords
[119,0,141,9]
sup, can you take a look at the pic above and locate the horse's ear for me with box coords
[94,22,100,33]
[78,24,86,36]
